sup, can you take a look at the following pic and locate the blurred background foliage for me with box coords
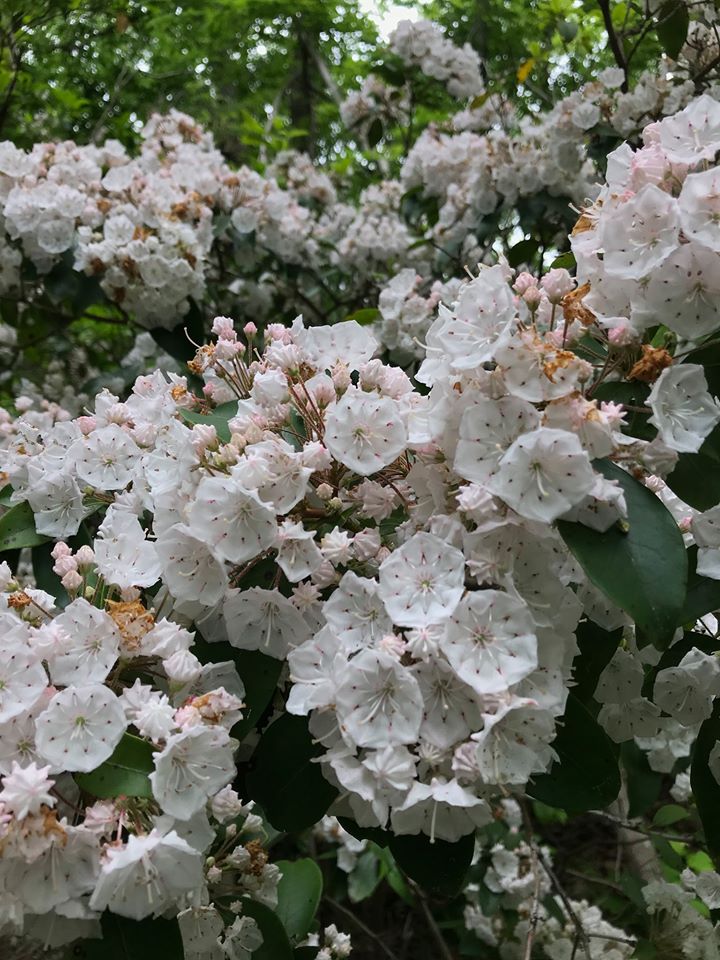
[0,0,656,170]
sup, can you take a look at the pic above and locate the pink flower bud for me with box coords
[53,556,78,577]
[51,542,72,561]
[77,416,96,435]
[522,285,543,310]
[75,545,95,568]
[540,268,574,304]
[212,316,236,340]
[61,570,83,592]
[513,271,536,295]
[243,322,258,338]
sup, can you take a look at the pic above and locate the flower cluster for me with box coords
[389,19,485,100]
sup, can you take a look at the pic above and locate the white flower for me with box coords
[488,427,596,523]
[323,571,393,651]
[150,725,237,820]
[335,648,423,748]
[657,93,720,164]
[221,915,264,960]
[187,474,278,565]
[0,761,55,819]
[0,649,47,723]
[691,505,720,579]
[390,777,491,842]
[597,697,662,742]
[378,531,465,627]
[412,658,482,750]
[48,598,121,686]
[648,364,720,453]
[275,520,323,582]
[472,700,557,785]
[600,184,680,280]
[155,524,227,605]
[440,590,538,696]
[654,647,720,726]
[679,168,720,254]
[454,395,540,483]
[94,506,162,589]
[324,387,407,476]
[89,829,203,920]
[35,684,126,772]
[594,649,644,704]
[71,423,140,490]
[178,905,224,960]
[223,587,311,659]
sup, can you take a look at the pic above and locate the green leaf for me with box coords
[507,237,539,268]
[621,741,662,819]
[550,251,576,270]
[347,849,382,903]
[678,546,720,627]
[179,400,239,444]
[150,299,206,364]
[367,116,383,147]
[666,429,720,510]
[337,817,473,896]
[75,733,154,799]
[343,307,380,325]
[73,913,182,960]
[558,459,687,647]
[245,714,337,833]
[389,832,475,897]
[557,18,578,42]
[653,804,688,827]
[571,620,623,706]
[241,898,293,960]
[32,541,69,608]
[656,0,689,60]
[528,693,620,813]
[231,649,283,739]
[692,701,720,867]
[0,485,14,507]
[0,501,50,552]
[275,859,323,943]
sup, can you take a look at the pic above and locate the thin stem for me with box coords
[412,885,455,960]
[596,0,629,91]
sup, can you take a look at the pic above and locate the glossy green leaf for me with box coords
[343,307,380,325]
[550,251,576,270]
[245,714,337,832]
[653,804,688,827]
[558,459,687,647]
[656,0,690,60]
[0,500,50,552]
[691,701,720,867]
[571,620,623,706]
[347,849,381,903]
[621,741,662,819]
[179,400,238,444]
[275,859,323,943]
[241,898,294,960]
[150,298,206,364]
[528,693,620,813]
[390,831,475,897]
[666,430,720,510]
[367,116,383,147]
[74,912,183,960]
[507,237,539,268]
[75,733,154,799]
